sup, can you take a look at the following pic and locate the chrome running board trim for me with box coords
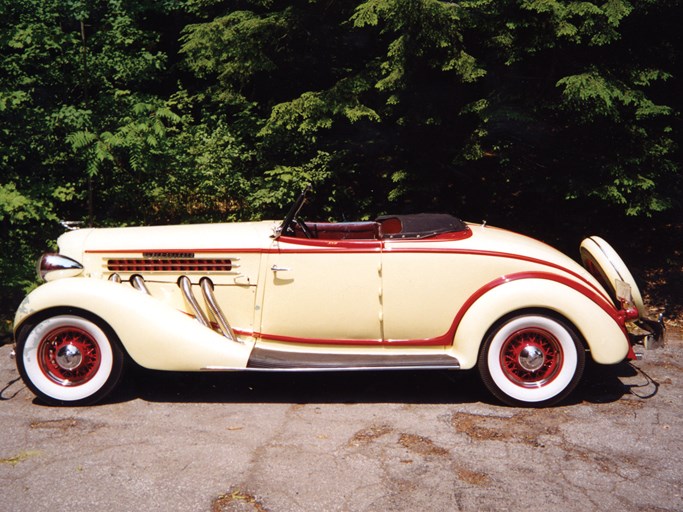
[202,365,460,372]
[246,347,460,370]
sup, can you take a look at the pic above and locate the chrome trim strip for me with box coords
[202,365,461,372]
[246,347,460,370]
[200,277,240,343]
[178,276,210,327]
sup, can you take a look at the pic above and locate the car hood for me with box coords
[57,221,280,261]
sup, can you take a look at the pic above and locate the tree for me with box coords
[0,0,174,337]
[179,0,679,223]
[462,0,679,229]
[1,0,680,337]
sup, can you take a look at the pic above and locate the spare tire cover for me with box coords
[580,236,644,318]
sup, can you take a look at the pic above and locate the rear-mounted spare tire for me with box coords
[580,236,644,318]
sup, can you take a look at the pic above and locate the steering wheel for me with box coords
[278,184,312,238]
[295,218,313,239]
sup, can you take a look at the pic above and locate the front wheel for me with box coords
[16,314,124,406]
[478,314,585,407]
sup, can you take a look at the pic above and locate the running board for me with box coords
[246,347,460,370]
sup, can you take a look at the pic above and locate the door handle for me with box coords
[271,265,292,272]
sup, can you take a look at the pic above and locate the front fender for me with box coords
[448,277,629,369]
[14,278,254,371]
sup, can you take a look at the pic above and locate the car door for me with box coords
[380,240,475,344]
[260,236,383,343]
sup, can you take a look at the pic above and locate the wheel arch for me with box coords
[476,307,588,360]
[15,305,127,358]
[14,278,254,371]
[447,276,630,369]
[14,310,127,406]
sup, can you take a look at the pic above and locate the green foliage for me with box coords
[0,0,178,336]
[556,70,672,121]
[0,0,680,338]
[181,9,288,86]
[461,0,679,224]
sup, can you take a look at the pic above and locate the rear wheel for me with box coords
[16,314,124,406]
[478,314,585,407]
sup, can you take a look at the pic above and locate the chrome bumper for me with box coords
[631,314,666,350]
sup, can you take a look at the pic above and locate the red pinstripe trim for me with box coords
[452,271,628,340]
[250,331,384,345]
[452,271,620,328]
[383,247,607,297]
[277,236,382,250]
[86,248,265,254]
[87,245,381,254]
[252,271,621,347]
[86,242,601,300]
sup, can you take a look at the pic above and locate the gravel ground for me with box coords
[1,328,681,512]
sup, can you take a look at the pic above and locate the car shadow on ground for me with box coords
[579,360,659,404]
[98,361,643,407]
[115,367,488,406]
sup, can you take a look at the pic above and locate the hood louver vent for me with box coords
[107,258,233,273]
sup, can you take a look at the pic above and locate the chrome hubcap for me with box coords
[518,345,545,372]
[56,344,83,370]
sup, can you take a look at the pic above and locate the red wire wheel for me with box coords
[16,314,124,406]
[37,326,102,386]
[478,314,585,407]
[499,327,563,388]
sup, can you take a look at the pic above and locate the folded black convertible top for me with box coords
[376,213,468,239]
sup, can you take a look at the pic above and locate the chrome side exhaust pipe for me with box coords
[177,276,239,343]
[200,277,239,343]
[178,276,210,328]
[130,275,151,294]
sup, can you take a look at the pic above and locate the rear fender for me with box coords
[14,278,254,371]
[448,277,629,369]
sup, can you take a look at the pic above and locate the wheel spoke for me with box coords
[500,328,563,388]
[38,326,101,386]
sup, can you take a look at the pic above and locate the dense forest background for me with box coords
[1,0,681,339]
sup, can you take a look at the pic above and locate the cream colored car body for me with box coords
[16,220,629,369]
[16,204,663,407]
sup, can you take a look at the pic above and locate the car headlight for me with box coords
[38,253,84,281]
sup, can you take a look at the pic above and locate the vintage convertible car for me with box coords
[13,187,664,407]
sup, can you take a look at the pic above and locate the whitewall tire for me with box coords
[478,314,585,407]
[16,314,124,406]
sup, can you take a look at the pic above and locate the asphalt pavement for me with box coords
[1,329,681,512]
